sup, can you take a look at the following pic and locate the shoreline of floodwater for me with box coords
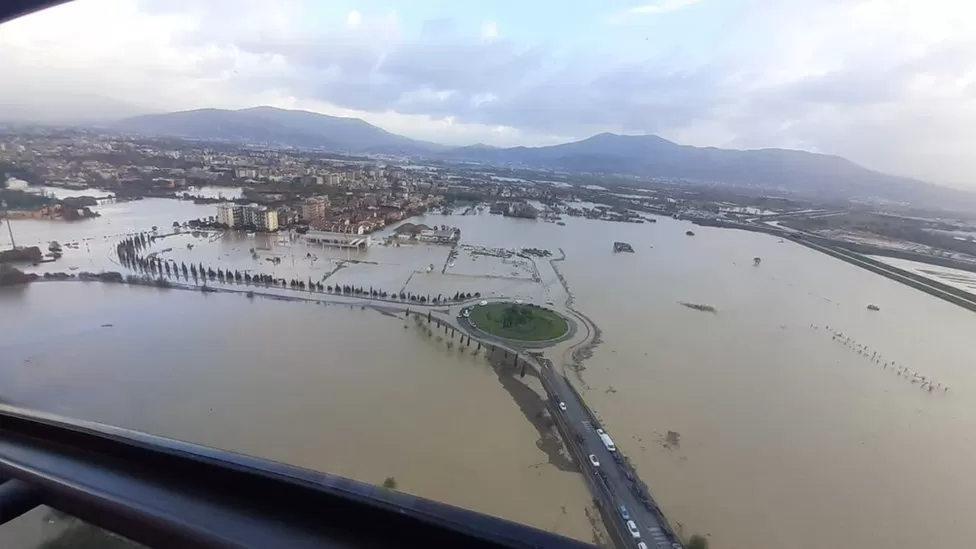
[549,249,603,386]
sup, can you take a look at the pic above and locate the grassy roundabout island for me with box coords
[468,302,570,341]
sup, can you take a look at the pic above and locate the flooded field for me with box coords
[555,222,976,549]
[447,245,539,279]
[0,283,597,546]
[5,196,976,548]
[872,255,976,294]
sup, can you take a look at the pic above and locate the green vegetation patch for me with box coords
[0,188,56,210]
[468,303,569,341]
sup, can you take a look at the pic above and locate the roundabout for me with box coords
[462,301,575,347]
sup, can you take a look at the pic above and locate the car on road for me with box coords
[558,401,567,411]
[637,543,648,549]
[479,300,488,306]
[588,454,600,467]
[596,428,605,436]
[599,432,616,452]
[626,520,641,539]
[619,505,630,520]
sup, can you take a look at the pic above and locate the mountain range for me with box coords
[115,106,443,155]
[115,106,952,204]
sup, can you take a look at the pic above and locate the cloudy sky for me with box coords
[1,0,975,186]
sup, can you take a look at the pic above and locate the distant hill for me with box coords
[438,132,953,203]
[115,106,442,155]
[115,107,968,206]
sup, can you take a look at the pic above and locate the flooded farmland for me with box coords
[5,197,976,548]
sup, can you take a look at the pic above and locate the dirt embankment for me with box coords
[549,249,603,385]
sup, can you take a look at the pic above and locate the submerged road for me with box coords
[453,310,681,549]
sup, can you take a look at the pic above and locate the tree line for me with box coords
[115,232,482,304]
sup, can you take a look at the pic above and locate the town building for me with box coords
[215,203,279,231]
[276,207,297,228]
[300,196,329,223]
[216,203,239,227]
[242,205,278,231]
[302,230,371,249]
[418,228,460,244]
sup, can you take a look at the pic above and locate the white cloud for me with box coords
[480,20,499,40]
[631,0,702,15]
[607,0,702,24]
[471,93,499,107]
[3,0,976,185]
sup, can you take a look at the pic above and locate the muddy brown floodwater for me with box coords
[7,197,976,548]
[0,283,597,546]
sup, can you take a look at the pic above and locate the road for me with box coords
[452,311,681,549]
[83,269,677,548]
[540,369,679,549]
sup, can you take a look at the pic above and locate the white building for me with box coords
[418,228,459,244]
[303,230,371,249]
[241,205,278,231]
[259,209,279,231]
[216,203,239,227]
[215,203,278,231]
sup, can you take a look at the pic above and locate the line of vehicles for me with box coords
[556,400,679,549]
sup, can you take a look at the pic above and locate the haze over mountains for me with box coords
[116,106,951,204]
[115,107,443,155]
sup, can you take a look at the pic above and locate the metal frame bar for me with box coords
[0,404,594,549]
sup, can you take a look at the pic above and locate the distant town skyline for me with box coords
[1,0,976,188]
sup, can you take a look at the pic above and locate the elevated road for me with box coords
[542,369,680,549]
[453,311,681,549]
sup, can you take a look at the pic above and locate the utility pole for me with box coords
[2,201,14,249]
